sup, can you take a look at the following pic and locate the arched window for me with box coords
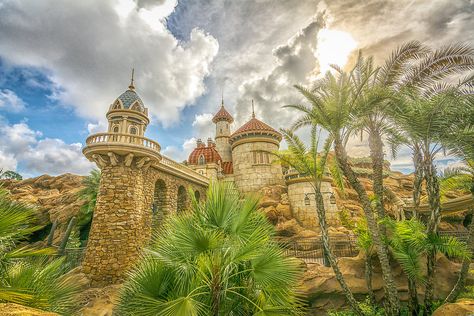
[113,126,119,133]
[198,154,205,165]
[129,126,138,135]
[177,186,187,213]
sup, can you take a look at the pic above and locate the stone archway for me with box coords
[177,185,187,213]
[194,190,201,202]
[153,179,167,228]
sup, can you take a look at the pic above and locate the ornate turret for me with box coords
[212,97,233,162]
[83,71,161,167]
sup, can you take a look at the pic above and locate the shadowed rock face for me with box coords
[0,173,87,244]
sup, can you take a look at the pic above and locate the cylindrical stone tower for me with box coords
[81,76,162,285]
[212,99,233,162]
[229,107,284,195]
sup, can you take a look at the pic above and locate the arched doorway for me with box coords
[153,179,167,228]
[194,190,201,202]
[177,185,187,213]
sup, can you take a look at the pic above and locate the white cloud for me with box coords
[161,137,196,162]
[0,0,218,126]
[192,113,214,139]
[0,120,94,177]
[0,89,26,112]
[87,120,108,134]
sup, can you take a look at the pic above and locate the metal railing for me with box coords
[85,132,161,152]
[277,231,471,263]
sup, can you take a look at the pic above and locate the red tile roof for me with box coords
[188,146,222,165]
[230,117,282,141]
[222,161,233,174]
[212,105,234,123]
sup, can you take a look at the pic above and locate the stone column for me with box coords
[82,158,153,286]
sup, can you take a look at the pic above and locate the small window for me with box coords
[253,151,269,165]
[113,126,119,133]
[198,154,205,165]
[130,126,138,135]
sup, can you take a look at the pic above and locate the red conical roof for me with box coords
[212,105,234,123]
[230,117,281,142]
[188,145,222,165]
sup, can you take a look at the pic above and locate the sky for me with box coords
[0,0,472,178]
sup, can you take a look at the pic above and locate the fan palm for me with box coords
[116,182,304,316]
[286,66,400,315]
[273,127,363,315]
[0,188,82,313]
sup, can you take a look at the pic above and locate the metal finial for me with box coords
[251,99,255,118]
[129,68,135,90]
[221,90,224,107]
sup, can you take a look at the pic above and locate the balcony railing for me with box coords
[160,155,210,183]
[85,132,161,152]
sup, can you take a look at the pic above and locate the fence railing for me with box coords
[276,230,471,263]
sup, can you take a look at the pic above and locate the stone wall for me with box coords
[287,180,340,230]
[232,140,284,194]
[82,160,207,286]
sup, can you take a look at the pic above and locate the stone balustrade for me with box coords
[159,155,210,185]
[85,132,161,152]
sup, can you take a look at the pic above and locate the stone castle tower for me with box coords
[229,104,284,194]
[212,98,233,162]
[81,76,161,285]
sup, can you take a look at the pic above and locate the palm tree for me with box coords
[274,127,363,315]
[442,119,474,303]
[0,188,82,314]
[388,87,472,312]
[385,218,470,315]
[353,218,376,306]
[287,66,400,315]
[77,169,100,243]
[116,182,304,316]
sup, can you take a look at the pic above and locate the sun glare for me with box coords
[317,29,357,74]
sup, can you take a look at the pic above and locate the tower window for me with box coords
[253,151,269,165]
[198,154,206,165]
[129,126,138,135]
[113,126,119,133]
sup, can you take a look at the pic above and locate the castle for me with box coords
[187,99,284,194]
[81,77,339,286]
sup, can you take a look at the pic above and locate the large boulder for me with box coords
[0,304,59,315]
[433,300,474,316]
[301,253,474,315]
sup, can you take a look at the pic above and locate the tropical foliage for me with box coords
[0,187,82,313]
[116,182,304,316]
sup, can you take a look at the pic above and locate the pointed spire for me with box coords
[251,99,255,118]
[129,68,135,90]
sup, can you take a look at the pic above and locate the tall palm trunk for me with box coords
[445,208,474,303]
[423,155,442,314]
[313,186,364,316]
[412,146,423,220]
[369,130,386,221]
[408,278,420,316]
[334,137,400,316]
[365,253,376,305]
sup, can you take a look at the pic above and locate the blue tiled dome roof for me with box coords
[117,89,145,111]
